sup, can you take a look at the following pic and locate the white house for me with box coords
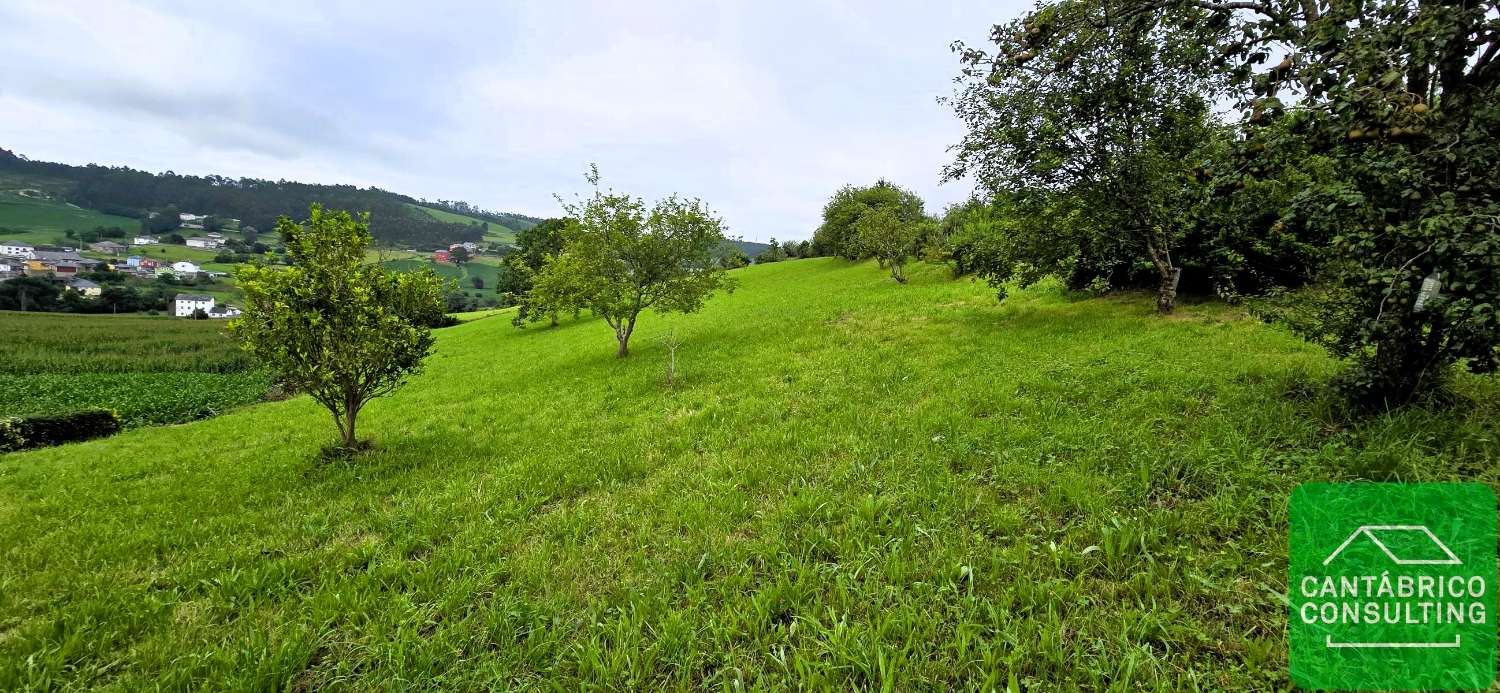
[171,260,201,277]
[185,237,222,249]
[0,240,35,257]
[206,304,242,319]
[132,235,160,245]
[179,213,207,230]
[173,293,215,317]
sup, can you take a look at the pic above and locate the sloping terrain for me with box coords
[1,259,1496,689]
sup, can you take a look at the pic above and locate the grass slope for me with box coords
[1,259,1497,689]
[407,204,516,245]
[0,188,137,247]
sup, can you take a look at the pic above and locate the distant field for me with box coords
[407,203,516,244]
[0,189,137,247]
[0,312,270,427]
[383,256,510,300]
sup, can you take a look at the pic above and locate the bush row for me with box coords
[0,409,122,453]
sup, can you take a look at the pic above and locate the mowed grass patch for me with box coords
[0,258,1496,689]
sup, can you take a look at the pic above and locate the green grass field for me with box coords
[0,189,138,247]
[407,203,516,244]
[1,259,1496,689]
[384,257,510,301]
[0,312,270,427]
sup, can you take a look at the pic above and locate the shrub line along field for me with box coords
[1,259,1497,689]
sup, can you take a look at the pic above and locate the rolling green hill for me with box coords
[0,182,137,247]
[406,203,517,245]
[1,259,1496,689]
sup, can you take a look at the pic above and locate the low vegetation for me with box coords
[1,259,1495,689]
[0,312,270,427]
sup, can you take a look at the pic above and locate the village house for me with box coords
[132,234,160,245]
[66,278,102,297]
[0,240,35,257]
[173,293,215,317]
[179,213,208,230]
[24,250,102,276]
[433,249,451,262]
[185,237,222,249]
[206,304,242,319]
[88,240,129,255]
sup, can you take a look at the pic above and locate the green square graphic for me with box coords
[1290,483,1497,690]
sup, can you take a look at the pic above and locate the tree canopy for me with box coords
[519,169,735,357]
[812,181,927,260]
[230,205,449,450]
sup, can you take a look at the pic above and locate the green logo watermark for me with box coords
[1290,483,1497,690]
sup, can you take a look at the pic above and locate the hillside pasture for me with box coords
[407,203,516,244]
[0,188,138,247]
[0,259,1496,689]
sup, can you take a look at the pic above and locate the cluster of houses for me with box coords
[1,239,240,318]
[432,241,480,263]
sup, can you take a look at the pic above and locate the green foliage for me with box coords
[520,168,736,357]
[0,409,120,452]
[813,181,926,260]
[1160,0,1500,406]
[755,236,786,263]
[502,218,569,323]
[855,206,920,283]
[947,0,1224,313]
[231,205,447,449]
[719,246,751,269]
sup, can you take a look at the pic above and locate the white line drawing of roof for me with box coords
[1322,525,1462,566]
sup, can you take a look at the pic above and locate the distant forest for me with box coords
[0,148,539,248]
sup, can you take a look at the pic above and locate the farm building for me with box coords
[185,237,222,249]
[0,240,35,257]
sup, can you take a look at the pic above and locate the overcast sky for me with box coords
[0,0,1025,242]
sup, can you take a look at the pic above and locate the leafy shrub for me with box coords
[0,409,121,452]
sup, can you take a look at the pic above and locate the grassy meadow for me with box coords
[0,186,137,247]
[407,203,517,244]
[0,312,270,427]
[1,259,1497,689]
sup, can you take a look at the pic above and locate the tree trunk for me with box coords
[549,310,558,328]
[343,409,358,448]
[1156,266,1180,314]
[615,318,636,358]
[891,262,907,284]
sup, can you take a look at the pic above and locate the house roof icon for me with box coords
[1323,525,1462,566]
